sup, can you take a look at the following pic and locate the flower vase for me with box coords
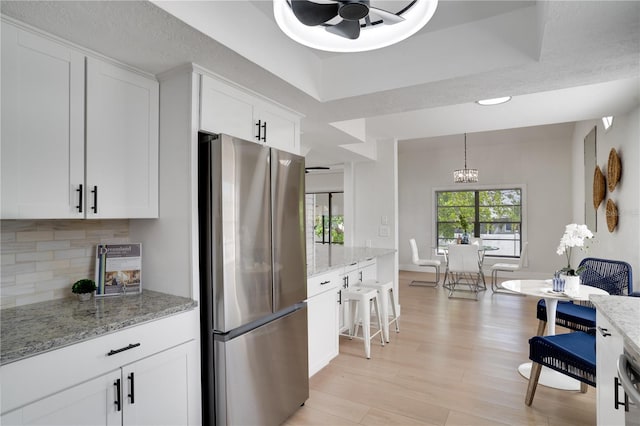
[561,274,580,296]
[461,233,469,244]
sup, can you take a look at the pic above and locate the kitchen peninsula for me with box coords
[306,245,396,377]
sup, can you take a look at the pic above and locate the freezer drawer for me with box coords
[213,305,309,426]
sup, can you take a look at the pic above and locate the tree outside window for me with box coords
[436,189,522,257]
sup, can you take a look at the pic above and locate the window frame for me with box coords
[306,191,345,245]
[432,184,526,258]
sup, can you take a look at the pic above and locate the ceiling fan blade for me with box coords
[326,19,361,39]
[291,0,339,26]
[369,7,405,24]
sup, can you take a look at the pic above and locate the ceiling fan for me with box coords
[289,0,406,40]
[305,166,331,173]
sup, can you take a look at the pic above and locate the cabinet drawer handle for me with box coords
[320,280,330,285]
[255,120,262,140]
[114,378,122,412]
[261,121,267,142]
[91,185,98,213]
[128,372,135,404]
[76,184,83,213]
[597,326,611,337]
[107,342,141,356]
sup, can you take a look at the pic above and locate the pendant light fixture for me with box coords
[453,133,478,183]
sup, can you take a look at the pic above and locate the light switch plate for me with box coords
[378,225,390,237]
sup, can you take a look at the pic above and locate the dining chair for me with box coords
[490,242,528,293]
[535,257,633,335]
[525,331,596,405]
[446,244,483,300]
[409,238,441,287]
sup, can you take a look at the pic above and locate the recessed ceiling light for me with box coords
[476,96,512,106]
[273,0,439,53]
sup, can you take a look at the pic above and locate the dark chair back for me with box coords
[578,257,633,295]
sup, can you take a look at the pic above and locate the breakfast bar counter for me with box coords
[307,245,396,277]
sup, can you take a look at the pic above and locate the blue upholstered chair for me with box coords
[525,331,596,405]
[536,258,633,335]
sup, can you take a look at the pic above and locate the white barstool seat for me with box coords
[409,238,441,286]
[341,287,384,358]
[358,280,400,343]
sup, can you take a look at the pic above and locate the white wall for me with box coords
[571,106,640,293]
[344,139,399,295]
[398,124,576,277]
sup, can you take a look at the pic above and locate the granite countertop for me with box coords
[590,295,640,356]
[0,290,197,365]
[307,245,396,277]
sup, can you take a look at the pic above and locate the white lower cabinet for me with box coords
[307,270,340,377]
[3,371,120,426]
[1,311,199,426]
[596,311,625,426]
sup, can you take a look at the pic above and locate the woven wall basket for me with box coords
[593,166,606,210]
[607,148,621,192]
[606,199,618,232]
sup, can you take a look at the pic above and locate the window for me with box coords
[436,188,522,257]
[306,192,344,244]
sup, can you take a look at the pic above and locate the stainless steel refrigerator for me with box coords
[198,132,308,426]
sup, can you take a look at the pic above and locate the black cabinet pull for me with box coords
[114,379,121,411]
[320,280,330,286]
[128,372,135,404]
[76,184,83,213]
[598,326,611,337]
[107,343,141,356]
[359,271,363,282]
[91,185,98,213]
[338,289,342,305]
[261,121,267,142]
[255,120,262,140]
[614,377,629,411]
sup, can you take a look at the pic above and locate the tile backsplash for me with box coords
[0,220,130,308]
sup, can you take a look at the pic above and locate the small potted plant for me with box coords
[458,213,470,244]
[72,279,97,301]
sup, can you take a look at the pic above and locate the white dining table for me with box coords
[501,279,609,390]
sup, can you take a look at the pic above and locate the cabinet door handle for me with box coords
[128,372,135,404]
[614,376,629,411]
[261,121,267,142]
[114,378,122,412]
[597,326,611,337]
[255,120,262,140]
[76,184,83,213]
[107,342,141,356]
[359,271,363,282]
[320,280,330,286]
[91,185,98,213]
[338,289,342,305]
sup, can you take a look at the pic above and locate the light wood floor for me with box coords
[285,271,596,426]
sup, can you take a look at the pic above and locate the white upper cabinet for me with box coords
[0,20,159,220]
[200,74,255,142]
[1,23,85,219]
[86,58,159,218]
[199,74,301,154]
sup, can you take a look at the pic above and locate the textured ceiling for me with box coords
[2,1,639,166]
